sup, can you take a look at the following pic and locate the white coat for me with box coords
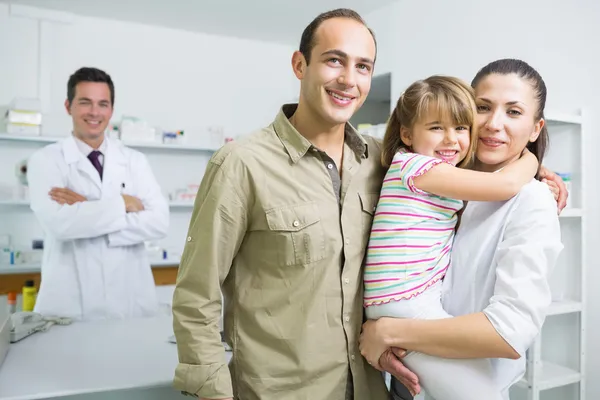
[442,179,563,399]
[27,135,169,321]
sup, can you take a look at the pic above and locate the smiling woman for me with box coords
[472,60,548,178]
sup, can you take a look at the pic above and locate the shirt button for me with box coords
[292,220,300,227]
[345,315,350,322]
[351,354,356,361]
[327,163,333,170]
[345,239,350,245]
[344,278,350,284]
[187,236,192,242]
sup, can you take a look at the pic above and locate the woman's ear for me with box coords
[400,126,412,146]
[530,118,544,142]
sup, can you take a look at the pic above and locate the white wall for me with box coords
[0,4,297,254]
[364,0,599,399]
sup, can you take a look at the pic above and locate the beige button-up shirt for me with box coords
[172,104,389,400]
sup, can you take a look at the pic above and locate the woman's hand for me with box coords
[359,318,395,370]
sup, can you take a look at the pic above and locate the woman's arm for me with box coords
[360,182,563,367]
[413,149,538,201]
[362,312,519,364]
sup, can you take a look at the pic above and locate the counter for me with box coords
[0,315,232,400]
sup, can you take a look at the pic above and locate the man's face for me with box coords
[65,81,113,142]
[294,17,376,127]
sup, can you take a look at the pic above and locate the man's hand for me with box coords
[49,187,87,205]
[122,194,145,213]
[538,165,568,213]
[380,348,421,396]
[359,318,393,370]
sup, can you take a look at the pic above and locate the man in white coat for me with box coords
[27,67,169,321]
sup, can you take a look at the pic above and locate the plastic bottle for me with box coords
[7,292,17,314]
[22,280,37,312]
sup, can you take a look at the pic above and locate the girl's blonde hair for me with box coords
[381,75,478,169]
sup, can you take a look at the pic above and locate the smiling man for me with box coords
[172,8,390,400]
[27,67,169,320]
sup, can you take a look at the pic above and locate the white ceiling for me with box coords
[1,0,397,45]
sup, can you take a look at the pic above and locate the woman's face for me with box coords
[473,73,544,172]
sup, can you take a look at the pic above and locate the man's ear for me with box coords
[64,99,72,115]
[400,126,412,147]
[291,51,307,80]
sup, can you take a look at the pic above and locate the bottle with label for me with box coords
[22,280,37,312]
[7,292,17,314]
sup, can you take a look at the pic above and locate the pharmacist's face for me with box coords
[65,82,113,141]
[473,73,543,172]
[293,17,376,126]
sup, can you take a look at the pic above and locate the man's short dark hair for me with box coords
[299,8,377,65]
[67,67,115,106]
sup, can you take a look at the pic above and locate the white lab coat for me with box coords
[27,136,169,321]
[442,179,563,399]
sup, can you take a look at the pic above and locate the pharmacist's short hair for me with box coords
[299,8,377,65]
[67,67,115,107]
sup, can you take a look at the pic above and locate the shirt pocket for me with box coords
[265,202,326,266]
[359,192,379,230]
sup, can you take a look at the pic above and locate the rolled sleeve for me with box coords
[172,149,250,398]
[483,188,563,356]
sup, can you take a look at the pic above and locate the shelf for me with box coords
[547,299,582,316]
[545,112,582,125]
[517,361,581,391]
[0,133,219,153]
[0,263,42,274]
[0,199,29,206]
[0,199,194,209]
[0,258,180,275]
[559,208,583,218]
[168,201,195,208]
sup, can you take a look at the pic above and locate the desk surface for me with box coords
[0,315,195,400]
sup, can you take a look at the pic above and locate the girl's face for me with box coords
[473,73,544,172]
[400,110,471,166]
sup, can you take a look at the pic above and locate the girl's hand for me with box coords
[543,178,560,202]
[538,165,568,212]
[380,348,421,396]
[359,318,393,370]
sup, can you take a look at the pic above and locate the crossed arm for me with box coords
[28,150,167,244]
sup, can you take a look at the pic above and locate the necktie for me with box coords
[88,150,103,180]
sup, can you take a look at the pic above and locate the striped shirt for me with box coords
[363,151,463,307]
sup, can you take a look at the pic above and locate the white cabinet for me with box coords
[512,111,587,400]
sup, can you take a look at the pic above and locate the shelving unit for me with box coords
[0,198,194,209]
[514,111,586,400]
[0,258,180,275]
[0,130,210,283]
[0,133,219,153]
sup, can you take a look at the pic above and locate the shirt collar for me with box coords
[273,104,369,164]
[73,135,107,157]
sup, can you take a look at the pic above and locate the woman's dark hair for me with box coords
[471,59,548,172]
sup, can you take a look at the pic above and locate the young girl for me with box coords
[363,75,538,400]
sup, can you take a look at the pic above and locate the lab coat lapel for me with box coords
[62,136,102,191]
[101,138,127,195]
